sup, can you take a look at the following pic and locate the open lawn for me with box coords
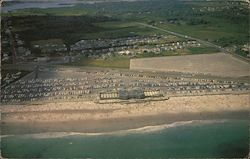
[31,39,64,46]
[187,47,220,54]
[155,21,248,45]
[83,21,170,39]
[66,56,130,69]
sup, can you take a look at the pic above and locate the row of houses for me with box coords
[74,40,201,59]
[71,35,168,51]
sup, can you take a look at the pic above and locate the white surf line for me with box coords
[0,119,231,139]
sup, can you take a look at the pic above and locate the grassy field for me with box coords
[155,21,247,44]
[72,21,172,40]
[6,0,247,42]
[187,47,220,54]
[2,0,248,60]
[66,56,130,69]
[31,39,64,46]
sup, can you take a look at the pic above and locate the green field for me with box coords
[155,21,248,46]
[2,0,249,66]
[187,47,220,54]
[66,56,130,69]
[78,21,169,40]
[31,39,64,46]
[4,0,248,46]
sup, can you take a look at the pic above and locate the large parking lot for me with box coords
[1,66,249,104]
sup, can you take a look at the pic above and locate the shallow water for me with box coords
[1,119,249,158]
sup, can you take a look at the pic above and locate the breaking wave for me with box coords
[1,119,230,139]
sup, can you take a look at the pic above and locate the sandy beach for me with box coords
[1,94,249,122]
[1,94,249,135]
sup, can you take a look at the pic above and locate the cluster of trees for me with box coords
[7,15,116,53]
[216,36,249,47]
[4,0,249,57]
[216,36,249,57]
[236,47,249,57]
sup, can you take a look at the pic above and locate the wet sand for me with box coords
[1,111,248,135]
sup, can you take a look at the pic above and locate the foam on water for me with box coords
[1,119,230,139]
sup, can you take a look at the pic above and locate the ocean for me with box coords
[1,119,249,158]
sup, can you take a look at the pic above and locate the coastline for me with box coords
[1,111,248,136]
[1,119,245,139]
[2,119,248,158]
[1,94,249,135]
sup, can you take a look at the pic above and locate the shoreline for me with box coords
[1,94,249,135]
[1,94,249,122]
[1,110,248,135]
[2,119,246,139]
